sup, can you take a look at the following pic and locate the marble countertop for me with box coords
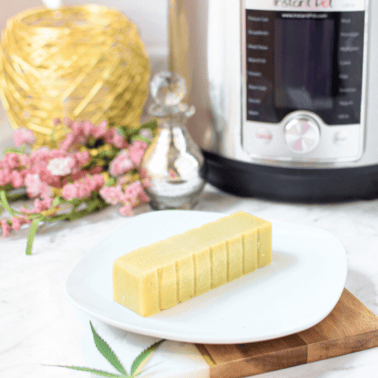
[1,173,378,377]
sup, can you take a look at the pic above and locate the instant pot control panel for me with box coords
[242,0,367,163]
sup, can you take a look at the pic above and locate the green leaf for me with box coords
[105,177,117,187]
[53,365,127,377]
[53,197,63,207]
[96,150,112,157]
[44,213,70,222]
[140,119,158,131]
[90,322,128,376]
[130,340,164,376]
[26,219,40,256]
[87,136,97,148]
[4,145,25,154]
[69,198,84,207]
[116,126,128,138]
[0,191,16,216]
[86,198,101,213]
[131,135,153,144]
[5,192,29,202]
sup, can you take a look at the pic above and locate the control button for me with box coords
[248,57,267,64]
[337,114,351,120]
[248,84,268,91]
[334,131,350,146]
[247,44,269,51]
[284,117,320,154]
[248,30,270,36]
[248,110,260,117]
[248,98,261,104]
[340,88,357,93]
[255,128,273,144]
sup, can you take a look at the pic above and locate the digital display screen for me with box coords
[245,10,365,125]
[274,17,336,111]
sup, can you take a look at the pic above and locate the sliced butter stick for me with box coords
[113,211,272,317]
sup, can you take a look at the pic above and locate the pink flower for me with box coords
[71,120,84,136]
[109,150,134,177]
[143,178,151,188]
[11,216,24,231]
[92,120,108,139]
[41,196,54,208]
[120,203,133,217]
[73,151,91,168]
[121,181,149,207]
[139,167,151,188]
[46,149,66,159]
[129,140,148,167]
[30,147,51,163]
[138,188,150,203]
[105,128,127,149]
[61,174,105,201]
[83,120,95,137]
[0,169,12,186]
[141,176,151,189]
[57,118,127,151]
[99,186,124,205]
[13,127,36,147]
[47,157,75,176]
[19,154,30,168]
[89,166,103,175]
[22,197,53,213]
[25,174,51,198]
[1,153,21,170]
[127,181,150,203]
[61,183,78,201]
[116,173,133,187]
[39,169,60,188]
[124,181,139,204]
[60,133,75,151]
[10,171,24,188]
[0,219,11,237]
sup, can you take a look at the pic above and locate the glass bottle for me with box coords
[141,71,205,210]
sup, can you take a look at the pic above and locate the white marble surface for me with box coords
[1,174,378,377]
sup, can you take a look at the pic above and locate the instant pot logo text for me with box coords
[274,0,333,8]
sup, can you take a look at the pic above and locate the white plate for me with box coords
[65,210,347,344]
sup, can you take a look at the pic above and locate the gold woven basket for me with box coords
[0,5,150,147]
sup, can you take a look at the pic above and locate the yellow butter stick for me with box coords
[113,211,272,317]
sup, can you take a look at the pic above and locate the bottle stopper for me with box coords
[149,71,194,117]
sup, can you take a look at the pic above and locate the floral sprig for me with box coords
[50,321,164,377]
[0,119,157,254]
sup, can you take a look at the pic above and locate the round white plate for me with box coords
[65,210,347,344]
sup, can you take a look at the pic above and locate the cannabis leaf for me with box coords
[130,340,165,376]
[90,322,128,375]
[52,321,164,377]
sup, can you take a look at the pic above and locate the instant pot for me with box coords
[169,0,378,202]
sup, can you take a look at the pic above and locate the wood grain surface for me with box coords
[196,289,378,378]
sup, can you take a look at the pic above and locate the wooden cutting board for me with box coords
[196,289,378,378]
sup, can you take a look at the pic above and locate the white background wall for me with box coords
[0,0,169,149]
[0,0,168,50]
